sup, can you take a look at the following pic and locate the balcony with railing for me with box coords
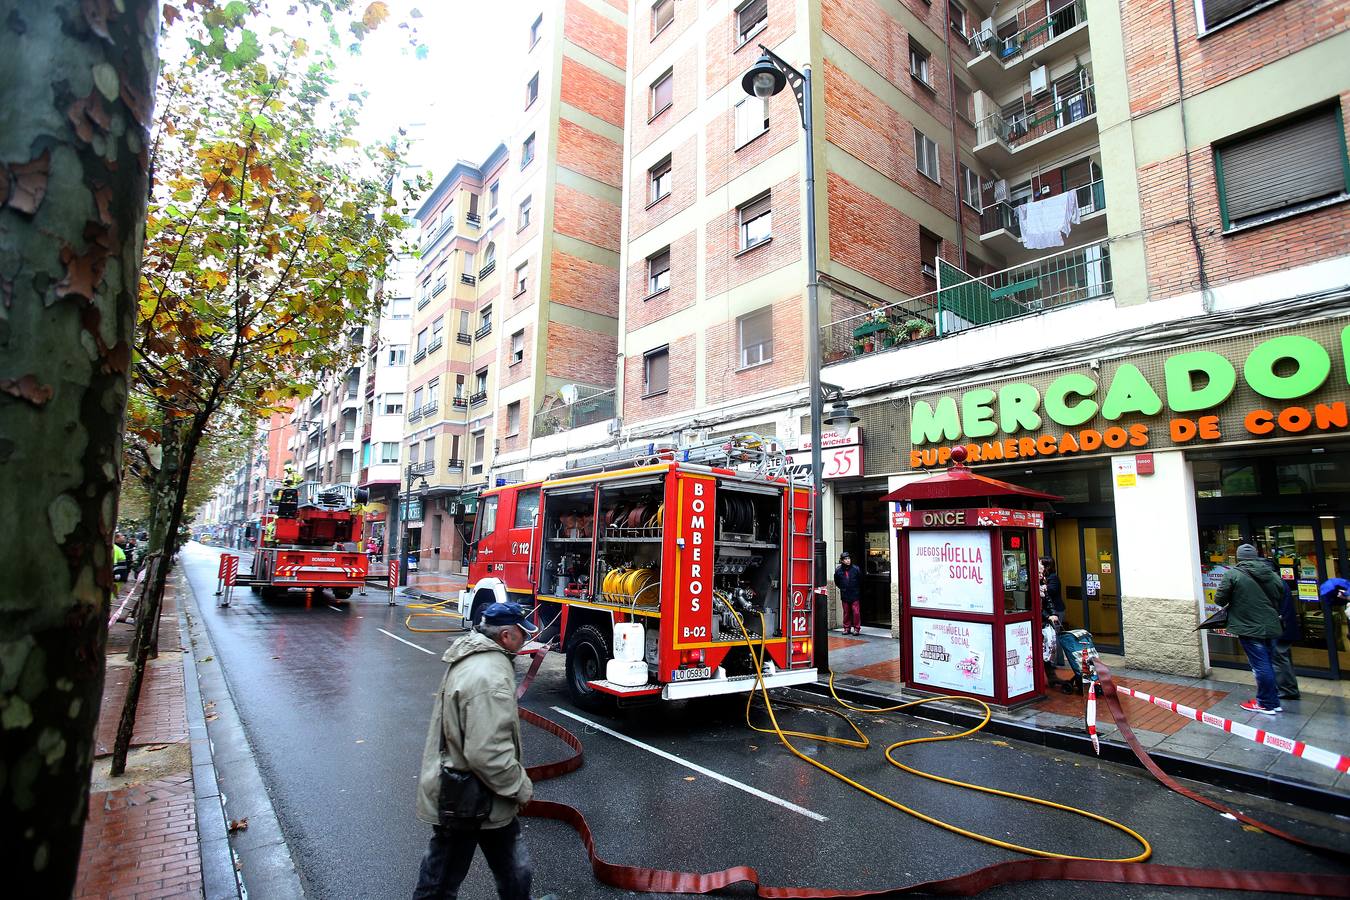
[532,388,616,438]
[820,240,1113,363]
[974,85,1096,168]
[478,261,496,279]
[427,336,444,354]
[474,321,492,340]
[407,406,423,423]
[466,212,481,228]
[966,0,1089,92]
[413,346,428,364]
[452,396,468,409]
[407,461,435,479]
[456,331,472,345]
[978,178,1105,256]
[460,273,477,286]
[446,458,464,472]
[469,390,488,407]
[420,401,438,420]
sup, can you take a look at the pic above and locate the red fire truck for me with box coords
[460,437,819,707]
[246,482,370,601]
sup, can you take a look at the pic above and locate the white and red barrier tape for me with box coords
[1113,683,1350,774]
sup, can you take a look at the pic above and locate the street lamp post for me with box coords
[741,47,831,670]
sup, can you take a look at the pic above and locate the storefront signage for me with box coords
[1135,453,1155,475]
[905,324,1350,468]
[912,617,994,695]
[1005,621,1035,697]
[892,507,1044,529]
[674,475,715,646]
[1113,456,1137,488]
[908,530,993,614]
[789,427,864,479]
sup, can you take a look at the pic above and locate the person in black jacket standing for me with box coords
[1040,556,1069,689]
[834,552,862,635]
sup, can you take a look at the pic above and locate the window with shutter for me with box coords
[651,70,674,117]
[649,156,672,202]
[648,248,671,294]
[1216,105,1348,230]
[738,308,773,368]
[738,192,773,249]
[643,346,670,396]
[734,96,770,147]
[652,0,674,36]
[736,0,768,44]
[1196,0,1282,34]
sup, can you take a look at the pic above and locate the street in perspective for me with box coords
[3,1,1350,899]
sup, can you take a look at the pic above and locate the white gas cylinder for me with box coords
[612,622,645,662]
[605,658,648,687]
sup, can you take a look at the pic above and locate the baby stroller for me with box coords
[1056,628,1099,694]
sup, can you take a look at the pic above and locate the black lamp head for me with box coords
[742,52,786,99]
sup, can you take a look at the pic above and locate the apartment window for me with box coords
[506,401,521,436]
[515,261,529,295]
[479,305,492,332]
[380,442,399,464]
[915,129,940,183]
[451,434,461,460]
[423,437,435,464]
[518,195,532,230]
[651,0,674,37]
[390,297,411,320]
[953,79,975,122]
[734,96,770,148]
[408,442,420,465]
[526,73,539,108]
[427,376,440,398]
[650,69,673,118]
[482,243,496,271]
[511,329,525,364]
[643,345,669,396]
[736,0,768,45]
[487,182,499,216]
[431,315,444,340]
[948,0,966,35]
[1196,0,1282,35]
[522,133,536,168]
[458,310,471,335]
[530,13,542,47]
[415,328,428,354]
[387,344,407,366]
[960,163,982,209]
[455,374,465,398]
[647,247,671,295]
[909,40,932,88]
[738,192,772,250]
[649,155,672,203]
[919,228,941,285]
[738,307,773,369]
[383,393,403,415]
[1215,104,1349,231]
[412,386,424,412]
[475,368,488,394]
[472,430,486,463]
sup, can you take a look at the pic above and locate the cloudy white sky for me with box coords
[340,1,527,176]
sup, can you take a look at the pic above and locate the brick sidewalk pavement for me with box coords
[75,578,204,899]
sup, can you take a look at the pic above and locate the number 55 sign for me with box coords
[789,444,864,479]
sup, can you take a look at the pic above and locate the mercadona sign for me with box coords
[907,323,1350,469]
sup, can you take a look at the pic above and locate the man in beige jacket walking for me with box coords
[413,602,537,899]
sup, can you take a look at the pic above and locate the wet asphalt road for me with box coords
[182,543,1350,899]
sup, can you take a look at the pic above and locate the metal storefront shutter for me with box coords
[1219,107,1346,225]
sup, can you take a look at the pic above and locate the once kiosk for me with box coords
[881,447,1061,706]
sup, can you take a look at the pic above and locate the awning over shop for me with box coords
[880,463,1061,503]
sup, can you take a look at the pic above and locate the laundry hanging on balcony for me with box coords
[1015,191,1081,250]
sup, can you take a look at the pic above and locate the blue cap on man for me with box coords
[480,601,539,634]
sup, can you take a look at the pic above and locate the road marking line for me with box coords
[378,628,435,655]
[327,605,343,612]
[550,706,827,822]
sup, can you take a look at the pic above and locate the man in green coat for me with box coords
[414,602,537,899]
[1213,544,1284,714]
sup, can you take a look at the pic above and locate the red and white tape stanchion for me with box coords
[1110,682,1350,774]
[219,554,238,608]
[388,559,399,606]
[1083,650,1100,755]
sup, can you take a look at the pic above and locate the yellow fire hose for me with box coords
[718,599,1152,863]
[405,595,464,633]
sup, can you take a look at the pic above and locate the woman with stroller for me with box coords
[1039,556,1071,691]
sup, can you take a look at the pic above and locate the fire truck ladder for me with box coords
[785,469,815,670]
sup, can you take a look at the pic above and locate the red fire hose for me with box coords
[512,651,1349,897]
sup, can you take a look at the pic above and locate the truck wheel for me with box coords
[468,591,496,626]
[333,588,353,600]
[565,625,613,711]
[249,583,261,595]
[261,586,284,602]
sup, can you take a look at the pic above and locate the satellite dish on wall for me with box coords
[559,384,579,405]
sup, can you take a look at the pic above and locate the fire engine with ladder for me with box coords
[244,481,370,601]
[460,435,819,707]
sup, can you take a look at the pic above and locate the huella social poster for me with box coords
[908,530,993,614]
[912,616,994,696]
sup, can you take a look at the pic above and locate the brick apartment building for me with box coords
[401,0,630,574]
[579,0,1347,684]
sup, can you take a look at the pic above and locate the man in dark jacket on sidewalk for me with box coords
[834,552,862,635]
[414,602,537,899]
[1214,544,1285,714]
[1267,561,1302,701]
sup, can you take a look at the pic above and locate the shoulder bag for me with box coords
[437,725,493,829]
